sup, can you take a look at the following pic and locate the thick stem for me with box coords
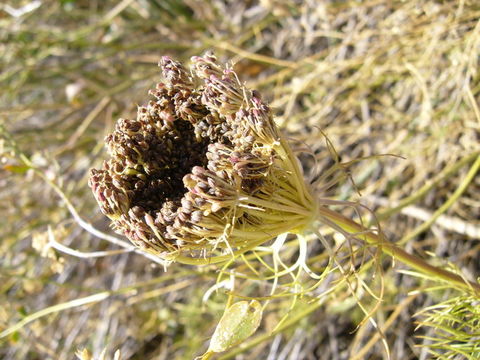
[317,206,480,296]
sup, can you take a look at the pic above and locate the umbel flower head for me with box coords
[89,53,316,265]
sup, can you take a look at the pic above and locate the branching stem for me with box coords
[316,206,480,296]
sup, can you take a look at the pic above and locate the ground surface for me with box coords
[1,1,479,359]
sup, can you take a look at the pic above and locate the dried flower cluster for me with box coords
[89,53,316,264]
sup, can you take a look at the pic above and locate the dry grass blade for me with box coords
[1,1,479,359]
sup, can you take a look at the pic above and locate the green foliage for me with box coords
[417,295,480,359]
[205,300,262,356]
[1,1,480,359]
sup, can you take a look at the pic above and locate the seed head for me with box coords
[89,53,316,264]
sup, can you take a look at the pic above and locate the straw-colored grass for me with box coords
[1,1,479,359]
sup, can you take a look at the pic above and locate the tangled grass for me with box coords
[1,1,479,359]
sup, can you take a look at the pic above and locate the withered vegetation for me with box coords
[1,1,479,359]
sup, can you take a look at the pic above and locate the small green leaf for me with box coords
[3,164,30,174]
[10,331,20,343]
[208,300,262,354]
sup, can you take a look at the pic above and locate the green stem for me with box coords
[399,153,480,244]
[317,206,480,296]
[240,195,311,216]
[377,151,480,221]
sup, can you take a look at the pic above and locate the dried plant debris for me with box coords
[1,1,479,360]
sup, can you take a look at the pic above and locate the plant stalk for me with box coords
[317,206,480,296]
